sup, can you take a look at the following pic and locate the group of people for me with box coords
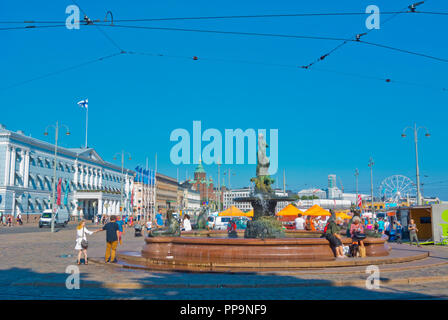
[74,215,125,265]
[0,213,22,227]
[293,211,423,258]
[294,214,327,231]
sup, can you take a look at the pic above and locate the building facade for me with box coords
[0,124,134,220]
[155,172,178,214]
[178,184,201,217]
[223,187,289,213]
[132,181,156,219]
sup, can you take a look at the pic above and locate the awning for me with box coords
[218,206,245,216]
[276,204,304,216]
[304,204,331,216]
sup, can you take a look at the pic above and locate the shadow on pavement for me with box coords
[0,265,444,300]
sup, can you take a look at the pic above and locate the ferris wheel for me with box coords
[379,175,416,203]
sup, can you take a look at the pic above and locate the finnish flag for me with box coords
[77,99,88,108]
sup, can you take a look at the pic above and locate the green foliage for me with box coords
[244,216,285,239]
[300,195,319,200]
[251,175,275,193]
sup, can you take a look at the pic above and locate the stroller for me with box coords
[134,224,143,237]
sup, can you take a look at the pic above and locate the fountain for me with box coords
[119,134,390,272]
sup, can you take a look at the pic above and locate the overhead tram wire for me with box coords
[125,50,447,92]
[0,24,67,31]
[0,52,124,91]
[300,2,423,69]
[0,11,425,25]
[70,0,125,54]
[96,23,448,64]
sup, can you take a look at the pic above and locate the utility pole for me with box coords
[355,168,359,209]
[283,169,286,194]
[217,162,221,211]
[402,123,430,206]
[368,158,375,215]
[44,121,70,233]
[113,151,131,216]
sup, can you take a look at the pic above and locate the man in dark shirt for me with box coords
[97,215,120,263]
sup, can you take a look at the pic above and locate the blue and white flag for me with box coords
[77,99,88,109]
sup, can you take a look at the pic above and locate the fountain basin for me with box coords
[140,236,390,270]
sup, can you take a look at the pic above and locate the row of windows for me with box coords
[27,156,123,182]
[24,174,121,193]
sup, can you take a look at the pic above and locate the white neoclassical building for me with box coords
[0,124,134,220]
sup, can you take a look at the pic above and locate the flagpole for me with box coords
[85,104,89,148]
[153,153,157,221]
[146,157,148,222]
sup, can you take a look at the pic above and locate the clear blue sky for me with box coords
[1,0,447,199]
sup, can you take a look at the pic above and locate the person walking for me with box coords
[116,215,125,245]
[75,220,99,265]
[97,215,120,263]
[408,219,421,247]
[156,210,164,229]
[16,213,23,225]
[396,221,403,244]
[182,214,192,232]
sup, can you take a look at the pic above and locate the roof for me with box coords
[218,206,245,216]
[0,126,133,174]
[194,161,205,174]
[304,204,331,216]
[276,204,304,216]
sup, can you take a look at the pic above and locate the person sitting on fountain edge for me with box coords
[294,213,305,230]
[227,219,238,238]
[324,217,345,258]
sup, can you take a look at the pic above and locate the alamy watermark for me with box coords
[65,265,80,290]
[170,121,278,175]
[365,265,380,289]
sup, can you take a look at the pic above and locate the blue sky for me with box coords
[1,0,447,199]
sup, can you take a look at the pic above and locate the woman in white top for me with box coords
[75,220,98,265]
[182,214,192,232]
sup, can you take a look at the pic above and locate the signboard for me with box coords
[385,203,397,209]
[432,204,448,243]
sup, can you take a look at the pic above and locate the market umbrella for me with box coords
[304,204,331,216]
[276,204,304,216]
[218,206,245,216]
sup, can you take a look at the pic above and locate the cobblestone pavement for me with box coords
[0,224,447,300]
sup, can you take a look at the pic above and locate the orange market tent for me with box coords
[336,212,352,220]
[276,204,304,216]
[304,204,331,216]
[218,206,245,216]
[245,210,254,217]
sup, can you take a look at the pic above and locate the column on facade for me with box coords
[9,146,16,186]
[99,169,103,189]
[98,198,103,215]
[23,150,30,188]
[79,165,84,187]
[74,163,79,184]
[94,169,98,189]
[4,145,11,186]
[89,168,94,188]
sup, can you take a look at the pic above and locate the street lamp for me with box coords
[401,123,430,206]
[368,158,375,215]
[44,121,70,233]
[354,168,359,209]
[113,151,131,216]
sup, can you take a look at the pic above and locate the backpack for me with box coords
[323,221,331,233]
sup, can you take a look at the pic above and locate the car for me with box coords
[213,216,232,230]
[38,209,69,228]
